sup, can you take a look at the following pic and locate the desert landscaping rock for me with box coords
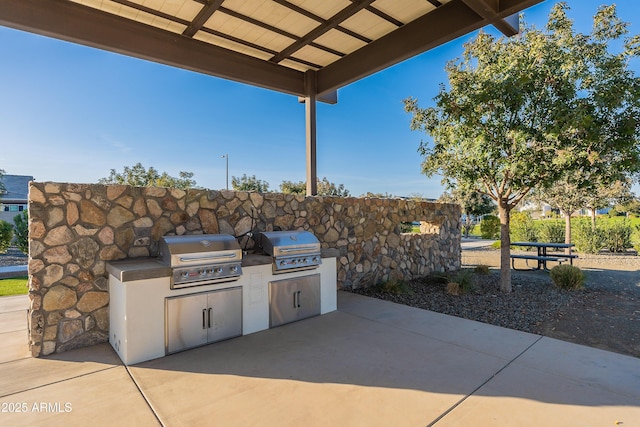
[354,247,640,359]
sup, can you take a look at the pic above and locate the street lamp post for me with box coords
[221,154,229,190]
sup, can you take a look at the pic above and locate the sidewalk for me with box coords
[0,265,27,279]
[1,292,638,426]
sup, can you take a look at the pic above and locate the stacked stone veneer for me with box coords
[27,182,460,357]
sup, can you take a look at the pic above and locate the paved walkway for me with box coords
[0,265,27,279]
[1,292,639,426]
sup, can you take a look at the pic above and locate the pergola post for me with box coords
[304,70,317,196]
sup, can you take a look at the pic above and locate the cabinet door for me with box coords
[166,293,208,354]
[269,274,320,327]
[295,274,321,321]
[206,287,242,344]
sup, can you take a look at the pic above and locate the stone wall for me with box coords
[27,182,460,357]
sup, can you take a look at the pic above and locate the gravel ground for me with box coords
[353,247,640,359]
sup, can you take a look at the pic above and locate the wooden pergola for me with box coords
[0,0,542,194]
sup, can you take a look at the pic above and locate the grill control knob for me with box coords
[181,272,189,279]
[230,266,239,273]
[214,267,222,274]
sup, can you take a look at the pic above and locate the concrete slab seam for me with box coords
[427,335,545,427]
[0,366,120,399]
[124,365,164,426]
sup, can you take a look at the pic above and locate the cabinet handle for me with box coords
[294,290,301,308]
[208,307,212,328]
[202,309,206,329]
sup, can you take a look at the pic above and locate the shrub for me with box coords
[603,220,632,253]
[480,215,500,239]
[13,212,28,255]
[474,264,490,275]
[539,220,565,243]
[550,264,585,290]
[376,279,412,295]
[510,211,538,243]
[446,270,473,295]
[0,220,13,253]
[399,222,413,233]
[572,220,605,254]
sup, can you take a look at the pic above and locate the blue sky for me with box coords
[1,0,639,198]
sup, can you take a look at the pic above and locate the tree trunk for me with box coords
[498,203,512,293]
[464,216,472,238]
[590,208,597,231]
[564,212,572,254]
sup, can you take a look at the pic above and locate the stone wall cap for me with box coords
[106,258,171,282]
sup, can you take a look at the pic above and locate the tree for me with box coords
[536,179,585,250]
[439,187,495,238]
[232,174,270,192]
[98,163,196,189]
[279,180,306,194]
[404,3,640,292]
[614,194,640,217]
[583,179,633,229]
[359,191,395,198]
[280,177,350,197]
[0,220,12,254]
[13,211,28,254]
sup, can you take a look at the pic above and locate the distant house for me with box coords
[0,174,34,225]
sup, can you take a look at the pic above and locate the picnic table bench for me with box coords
[510,242,578,271]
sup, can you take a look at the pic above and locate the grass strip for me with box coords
[0,276,28,297]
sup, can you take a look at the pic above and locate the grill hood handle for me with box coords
[279,246,319,253]
[179,254,237,262]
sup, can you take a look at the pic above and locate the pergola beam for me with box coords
[461,0,518,36]
[316,0,540,96]
[0,0,306,97]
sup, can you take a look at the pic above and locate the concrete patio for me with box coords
[1,291,639,426]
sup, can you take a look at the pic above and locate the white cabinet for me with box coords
[165,287,242,354]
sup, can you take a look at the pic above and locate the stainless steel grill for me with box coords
[158,234,242,289]
[257,230,321,274]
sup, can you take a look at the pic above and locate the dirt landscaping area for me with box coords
[354,247,640,359]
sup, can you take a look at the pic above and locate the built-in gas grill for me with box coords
[159,234,242,289]
[257,230,322,274]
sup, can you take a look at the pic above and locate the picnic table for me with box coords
[510,242,578,271]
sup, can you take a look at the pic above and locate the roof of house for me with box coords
[0,174,34,203]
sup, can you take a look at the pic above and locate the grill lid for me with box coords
[159,234,242,268]
[258,230,321,274]
[159,234,243,289]
[258,230,320,258]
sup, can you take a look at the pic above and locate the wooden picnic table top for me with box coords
[511,242,574,249]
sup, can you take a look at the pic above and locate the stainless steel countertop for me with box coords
[106,258,172,282]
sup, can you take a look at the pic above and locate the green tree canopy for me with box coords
[98,163,196,189]
[232,174,270,192]
[439,187,495,238]
[280,177,350,197]
[404,3,640,291]
[13,211,28,255]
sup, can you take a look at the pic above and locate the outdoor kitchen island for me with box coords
[107,254,337,365]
